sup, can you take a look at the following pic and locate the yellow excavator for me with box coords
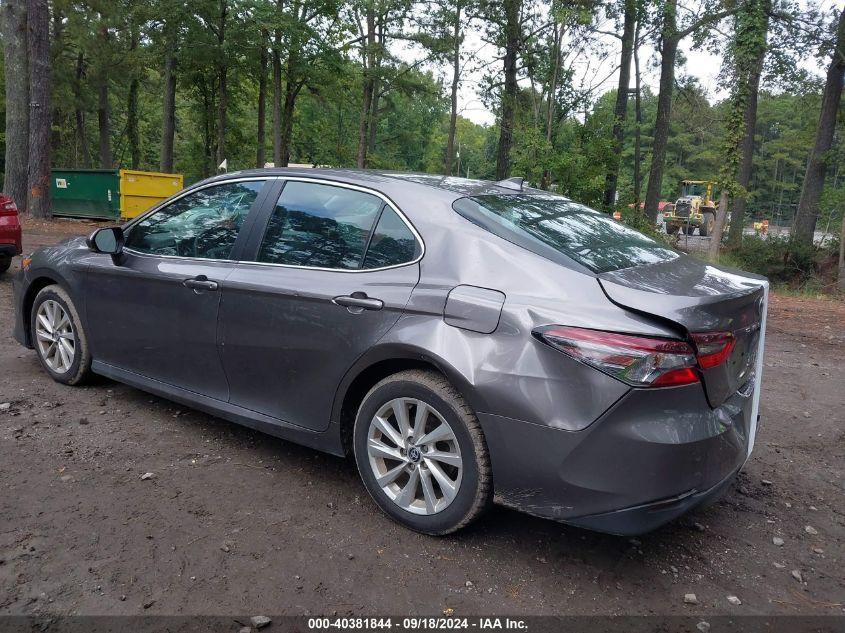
[663,180,717,236]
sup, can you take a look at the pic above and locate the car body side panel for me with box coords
[218,262,420,432]
[84,251,234,400]
[12,236,91,348]
[353,203,681,432]
[93,359,344,455]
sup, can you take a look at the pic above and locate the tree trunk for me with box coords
[160,27,177,173]
[838,208,845,290]
[644,0,678,223]
[215,0,228,169]
[256,30,268,168]
[26,0,50,218]
[126,25,140,170]
[127,79,140,169]
[73,51,91,168]
[272,30,282,165]
[541,21,563,189]
[367,83,380,154]
[708,191,730,260]
[357,7,376,169]
[96,24,112,169]
[727,0,770,247]
[632,22,643,208]
[444,2,461,176]
[495,0,521,180]
[357,77,374,168]
[201,81,213,178]
[792,6,845,247]
[49,5,63,156]
[279,81,301,166]
[2,0,29,212]
[602,0,637,210]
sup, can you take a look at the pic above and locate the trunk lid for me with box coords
[598,254,767,407]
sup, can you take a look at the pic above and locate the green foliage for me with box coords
[619,205,674,245]
[720,234,841,289]
[0,0,841,288]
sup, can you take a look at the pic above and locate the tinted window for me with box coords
[257,181,383,269]
[125,181,264,259]
[453,194,679,273]
[362,207,419,269]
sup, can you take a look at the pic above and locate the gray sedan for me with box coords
[12,169,768,535]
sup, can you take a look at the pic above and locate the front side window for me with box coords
[453,194,679,273]
[125,181,264,259]
[257,181,384,270]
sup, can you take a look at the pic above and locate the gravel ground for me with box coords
[1,220,843,617]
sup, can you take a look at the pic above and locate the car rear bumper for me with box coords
[0,214,22,254]
[477,382,755,535]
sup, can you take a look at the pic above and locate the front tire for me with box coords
[353,370,492,535]
[30,285,93,385]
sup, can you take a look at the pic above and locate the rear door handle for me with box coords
[333,293,384,311]
[183,275,219,292]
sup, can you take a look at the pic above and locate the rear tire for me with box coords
[666,224,679,235]
[30,285,93,385]
[0,255,10,274]
[353,369,492,535]
[684,224,697,236]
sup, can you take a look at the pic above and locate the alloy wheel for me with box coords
[35,299,76,374]
[366,397,463,515]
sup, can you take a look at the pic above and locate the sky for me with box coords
[413,0,841,127]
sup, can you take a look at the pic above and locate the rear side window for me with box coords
[257,181,383,269]
[452,194,679,273]
[362,207,420,269]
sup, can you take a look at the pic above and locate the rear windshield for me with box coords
[452,194,679,273]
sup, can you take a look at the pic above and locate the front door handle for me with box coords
[183,275,219,292]
[333,293,384,311]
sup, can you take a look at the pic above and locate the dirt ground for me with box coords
[1,219,843,617]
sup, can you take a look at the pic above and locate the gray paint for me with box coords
[12,168,769,535]
[444,285,505,334]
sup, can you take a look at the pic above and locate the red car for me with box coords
[0,194,23,274]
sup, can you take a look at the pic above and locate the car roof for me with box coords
[203,167,546,198]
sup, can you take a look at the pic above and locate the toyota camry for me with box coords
[12,169,768,535]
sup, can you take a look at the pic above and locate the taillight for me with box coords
[0,196,18,216]
[534,325,699,387]
[691,331,734,369]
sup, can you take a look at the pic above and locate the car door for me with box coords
[85,178,271,401]
[218,178,422,431]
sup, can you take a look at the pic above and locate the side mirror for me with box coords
[87,226,125,256]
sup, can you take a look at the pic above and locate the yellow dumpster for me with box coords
[119,169,184,219]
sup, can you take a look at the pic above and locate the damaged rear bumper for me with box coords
[478,382,755,536]
[563,465,741,534]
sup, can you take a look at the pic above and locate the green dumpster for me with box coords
[51,169,121,220]
[51,168,185,220]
